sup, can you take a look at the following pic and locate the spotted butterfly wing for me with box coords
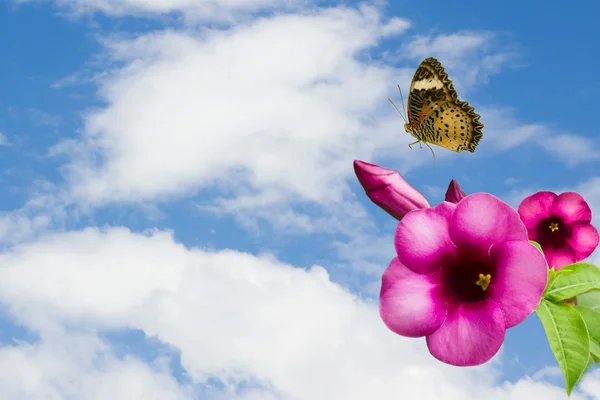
[404,57,483,152]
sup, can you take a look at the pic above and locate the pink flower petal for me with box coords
[518,191,556,230]
[380,258,447,338]
[445,179,466,204]
[567,222,600,260]
[450,193,528,262]
[395,201,457,274]
[551,192,592,224]
[354,160,430,221]
[426,300,506,366]
[543,244,576,270]
[488,241,548,328]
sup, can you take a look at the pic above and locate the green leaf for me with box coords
[529,240,543,254]
[591,341,600,361]
[544,268,558,298]
[574,306,600,361]
[527,240,560,297]
[577,289,600,312]
[535,299,590,396]
[575,306,600,382]
[545,263,600,303]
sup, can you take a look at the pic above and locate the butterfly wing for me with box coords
[405,57,483,152]
[418,100,484,152]
[406,58,453,127]
[406,87,446,136]
[410,58,460,101]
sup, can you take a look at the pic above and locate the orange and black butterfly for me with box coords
[389,57,484,158]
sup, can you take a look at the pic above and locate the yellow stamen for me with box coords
[475,273,492,291]
[549,222,559,232]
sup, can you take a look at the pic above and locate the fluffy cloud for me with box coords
[0,227,596,399]
[0,332,192,399]
[12,0,303,22]
[469,106,600,165]
[49,5,530,236]
[401,31,515,91]
[54,6,416,232]
[4,2,599,398]
[537,133,600,167]
[476,106,548,151]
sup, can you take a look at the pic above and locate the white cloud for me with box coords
[404,31,491,60]
[0,226,596,399]
[0,332,192,399]
[0,210,52,245]
[476,106,547,151]
[577,177,600,215]
[3,3,600,399]
[0,183,73,246]
[331,232,395,277]
[47,6,532,235]
[13,0,303,22]
[537,133,600,167]
[473,106,600,165]
[0,132,8,146]
[28,108,62,127]
[53,7,415,230]
[579,368,600,399]
[531,366,563,381]
[402,31,515,92]
[423,184,444,199]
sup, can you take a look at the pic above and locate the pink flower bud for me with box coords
[445,179,466,204]
[354,160,430,220]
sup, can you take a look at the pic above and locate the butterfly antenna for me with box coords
[388,98,407,124]
[396,84,409,122]
[425,142,436,159]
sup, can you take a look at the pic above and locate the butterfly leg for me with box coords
[408,140,420,149]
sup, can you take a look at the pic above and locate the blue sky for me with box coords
[0,0,599,398]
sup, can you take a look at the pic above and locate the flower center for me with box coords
[442,258,493,303]
[538,217,570,251]
[475,273,492,291]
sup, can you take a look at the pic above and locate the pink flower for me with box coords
[518,191,599,270]
[353,160,467,219]
[353,160,430,220]
[380,194,548,366]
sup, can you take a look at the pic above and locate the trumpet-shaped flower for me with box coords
[380,193,548,366]
[353,160,468,219]
[517,191,599,269]
[353,160,429,220]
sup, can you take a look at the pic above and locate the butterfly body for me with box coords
[392,57,484,154]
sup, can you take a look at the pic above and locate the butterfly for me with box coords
[389,57,484,158]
